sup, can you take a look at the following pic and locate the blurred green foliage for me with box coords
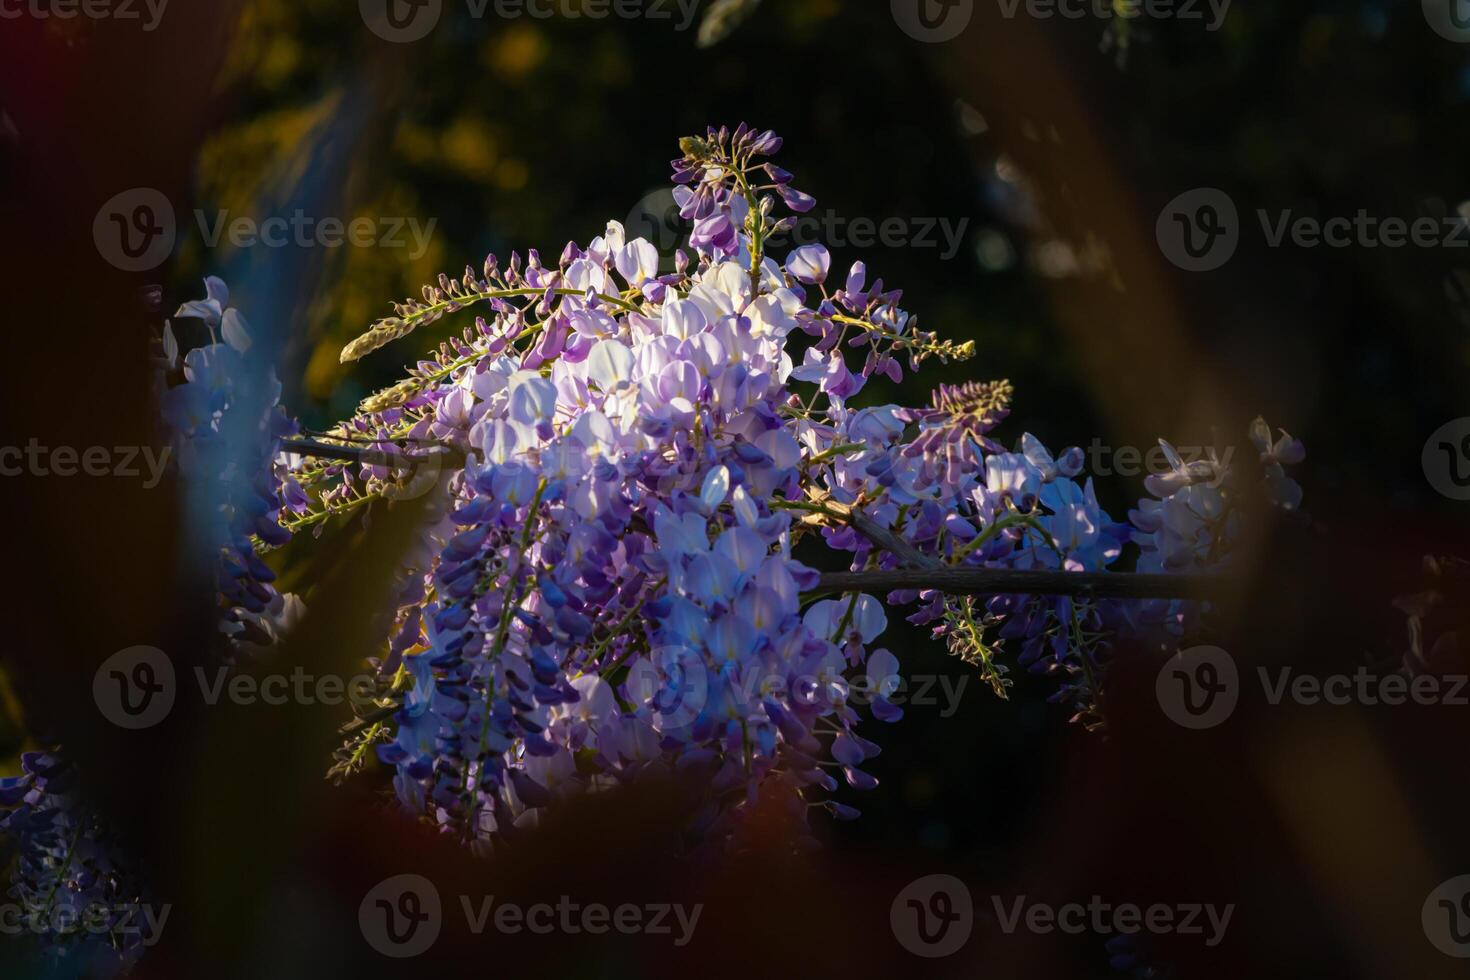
[175,0,1047,428]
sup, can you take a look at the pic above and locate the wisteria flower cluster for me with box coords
[0,752,149,975]
[158,279,301,654]
[1127,419,1305,641]
[156,125,1303,851]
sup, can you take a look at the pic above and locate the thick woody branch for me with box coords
[283,440,1224,604]
[282,437,465,466]
[793,496,1221,599]
[816,568,1226,600]
[846,509,946,571]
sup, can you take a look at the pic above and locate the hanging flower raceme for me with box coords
[159,278,302,654]
[170,124,1304,851]
[0,751,151,974]
[1128,419,1306,638]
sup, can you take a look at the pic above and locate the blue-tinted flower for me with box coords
[0,752,150,974]
[786,244,831,285]
[172,125,1310,857]
[165,280,301,654]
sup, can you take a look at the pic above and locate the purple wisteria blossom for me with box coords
[160,278,301,654]
[0,752,151,975]
[166,125,1304,851]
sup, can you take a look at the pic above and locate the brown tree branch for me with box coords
[816,568,1226,599]
[282,436,464,466]
[283,439,1223,604]
[787,495,1221,598]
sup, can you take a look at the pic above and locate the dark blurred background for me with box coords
[2,1,1469,977]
